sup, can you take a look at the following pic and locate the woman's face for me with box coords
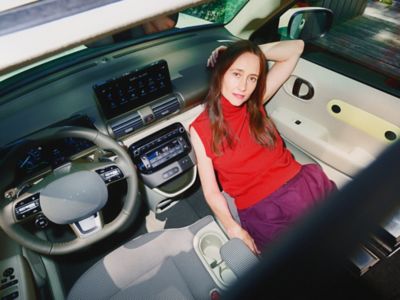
[221,52,260,107]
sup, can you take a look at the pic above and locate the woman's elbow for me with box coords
[295,39,305,55]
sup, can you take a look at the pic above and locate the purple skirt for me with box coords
[238,164,336,250]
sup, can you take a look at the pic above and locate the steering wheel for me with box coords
[0,126,138,255]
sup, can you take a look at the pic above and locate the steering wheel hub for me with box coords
[40,170,108,224]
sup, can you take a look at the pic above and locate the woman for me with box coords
[190,40,336,254]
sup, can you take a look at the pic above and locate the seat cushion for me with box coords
[67,216,218,300]
[111,257,194,300]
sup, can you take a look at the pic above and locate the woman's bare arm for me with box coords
[260,40,304,102]
[190,126,260,254]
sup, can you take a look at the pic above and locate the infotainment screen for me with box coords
[93,60,172,120]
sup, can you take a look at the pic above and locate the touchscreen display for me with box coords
[93,60,172,119]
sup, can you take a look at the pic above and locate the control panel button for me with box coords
[96,166,124,184]
[2,268,13,277]
[1,291,19,300]
[144,114,155,123]
[179,156,194,171]
[162,167,179,179]
[14,193,41,220]
[0,279,18,291]
[34,215,49,229]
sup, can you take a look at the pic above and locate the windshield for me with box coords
[0,0,248,82]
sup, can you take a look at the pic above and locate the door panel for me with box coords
[266,58,400,180]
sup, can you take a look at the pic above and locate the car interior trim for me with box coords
[328,99,400,144]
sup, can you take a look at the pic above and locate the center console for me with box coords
[128,122,196,188]
[94,60,196,200]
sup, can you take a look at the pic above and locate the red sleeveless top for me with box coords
[191,96,301,210]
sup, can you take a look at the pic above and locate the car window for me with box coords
[300,0,400,98]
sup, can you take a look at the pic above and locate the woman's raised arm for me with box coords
[260,40,304,102]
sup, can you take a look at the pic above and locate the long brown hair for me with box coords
[205,40,276,155]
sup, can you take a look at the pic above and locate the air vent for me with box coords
[110,112,144,138]
[151,96,181,119]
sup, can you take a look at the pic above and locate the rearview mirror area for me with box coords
[280,8,333,41]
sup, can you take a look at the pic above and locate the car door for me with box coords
[265,1,400,189]
[260,0,400,273]
[267,58,400,186]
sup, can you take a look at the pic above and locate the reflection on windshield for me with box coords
[87,14,179,47]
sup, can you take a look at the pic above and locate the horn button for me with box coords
[40,171,108,224]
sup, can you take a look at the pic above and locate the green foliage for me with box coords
[183,0,248,24]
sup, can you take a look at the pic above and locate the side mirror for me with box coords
[279,8,333,41]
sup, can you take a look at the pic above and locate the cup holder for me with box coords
[196,232,236,287]
[199,234,223,265]
[219,264,235,284]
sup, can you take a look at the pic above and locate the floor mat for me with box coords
[156,183,213,229]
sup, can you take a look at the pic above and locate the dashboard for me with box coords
[0,116,95,183]
[0,25,235,191]
[15,137,93,178]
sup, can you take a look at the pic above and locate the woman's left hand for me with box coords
[225,222,261,255]
[207,46,227,68]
